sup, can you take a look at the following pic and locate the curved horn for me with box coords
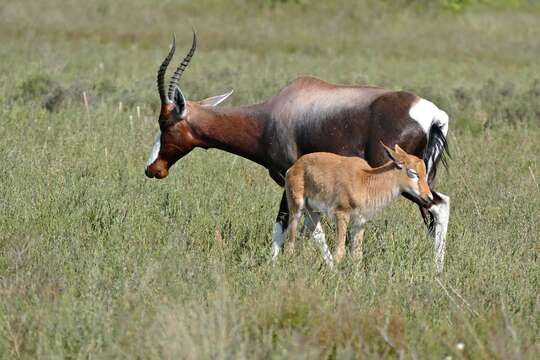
[168,31,197,100]
[157,33,176,105]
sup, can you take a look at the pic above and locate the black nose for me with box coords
[144,167,154,178]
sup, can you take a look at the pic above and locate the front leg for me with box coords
[271,191,289,260]
[348,216,366,260]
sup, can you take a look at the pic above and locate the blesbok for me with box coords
[285,143,433,267]
[144,33,450,273]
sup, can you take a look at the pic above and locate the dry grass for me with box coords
[0,0,539,358]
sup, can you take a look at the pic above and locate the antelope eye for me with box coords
[407,169,418,179]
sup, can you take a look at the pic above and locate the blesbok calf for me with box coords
[285,143,432,267]
[144,33,450,273]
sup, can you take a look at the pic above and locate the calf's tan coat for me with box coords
[284,143,432,266]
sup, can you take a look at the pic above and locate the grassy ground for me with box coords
[0,0,539,358]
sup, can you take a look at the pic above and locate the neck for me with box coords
[189,104,268,166]
[362,163,402,212]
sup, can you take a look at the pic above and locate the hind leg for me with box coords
[334,211,350,263]
[304,210,334,268]
[285,207,302,256]
[284,186,304,256]
[300,210,318,238]
[428,191,450,274]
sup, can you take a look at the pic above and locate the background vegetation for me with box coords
[0,0,538,358]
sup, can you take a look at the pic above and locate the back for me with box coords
[289,152,370,177]
[261,77,398,171]
[285,152,371,209]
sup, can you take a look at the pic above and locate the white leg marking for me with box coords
[429,193,450,273]
[312,222,334,269]
[271,222,285,260]
[302,210,334,268]
[300,211,317,238]
[145,132,161,171]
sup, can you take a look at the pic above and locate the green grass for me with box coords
[0,0,539,358]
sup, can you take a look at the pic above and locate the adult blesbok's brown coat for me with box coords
[145,33,450,273]
[285,143,433,267]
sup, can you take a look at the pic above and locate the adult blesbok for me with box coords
[285,143,433,268]
[145,33,450,273]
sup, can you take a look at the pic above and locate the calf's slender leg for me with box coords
[284,189,303,256]
[334,211,350,263]
[285,209,302,255]
[348,217,366,260]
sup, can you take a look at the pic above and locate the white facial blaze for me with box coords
[145,132,161,170]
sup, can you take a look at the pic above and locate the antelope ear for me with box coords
[381,141,403,169]
[172,86,188,118]
[198,89,234,107]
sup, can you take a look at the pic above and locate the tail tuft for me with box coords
[423,123,450,183]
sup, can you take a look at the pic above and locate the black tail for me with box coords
[423,123,450,183]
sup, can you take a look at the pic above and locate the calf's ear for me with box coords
[381,141,403,169]
[394,144,408,155]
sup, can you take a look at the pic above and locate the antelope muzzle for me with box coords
[145,159,169,179]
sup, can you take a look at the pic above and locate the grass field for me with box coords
[0,0,539,358]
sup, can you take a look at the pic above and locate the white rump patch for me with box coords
[145,132,161,171]
[409,98,449,138]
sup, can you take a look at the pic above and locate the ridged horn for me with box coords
[157,33,176,105]
[168,31,197,100]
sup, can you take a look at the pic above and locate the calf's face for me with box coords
[382,143,433,206]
